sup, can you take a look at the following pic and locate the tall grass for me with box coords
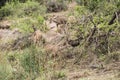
[0,52,12,80]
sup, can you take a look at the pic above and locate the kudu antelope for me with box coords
[31,25,45,45]
[44,15,68,34]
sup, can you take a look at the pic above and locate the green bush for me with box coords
[35,0,47,4]
[46,0,67,13]
[37,15,44,24]
[97,2,117,16]
[22,1,46,17]
[76,0,88,6]
[0,1,47,32]
[86,0,102,11]
[0,1,46,18]
[51,71,66,80]
[76,0,118,12]
[74,5,89,16]
[0,2,14,18]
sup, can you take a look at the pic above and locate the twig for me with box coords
[74,16,97,64]
[85,16,97,45]
[108,10,120,25]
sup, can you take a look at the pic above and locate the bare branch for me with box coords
[108,10,120,25]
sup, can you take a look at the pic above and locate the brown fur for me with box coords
[44,15,68,34]
[52,15,67,25]
[44,44,59,57]
[57,24,67,34]
[32,30,43,44]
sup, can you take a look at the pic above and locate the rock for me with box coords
[0,29,23,50]
[0,20,11,29]
[11,34,32,50]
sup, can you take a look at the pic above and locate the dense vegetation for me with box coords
[0,0,120,80]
